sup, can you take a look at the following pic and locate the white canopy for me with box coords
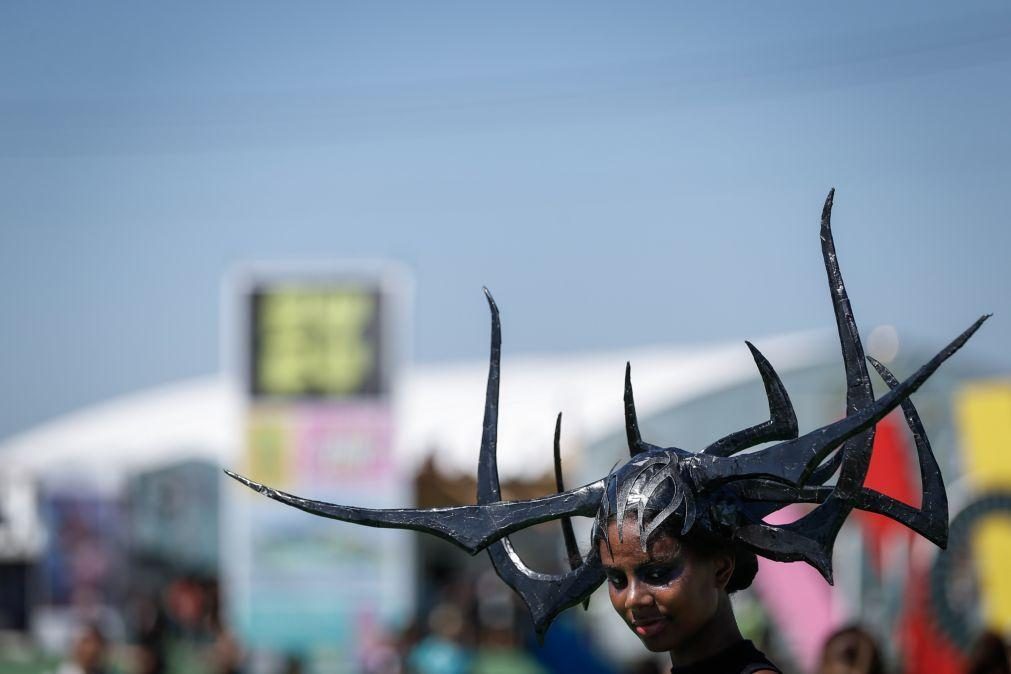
[0,331,831,491]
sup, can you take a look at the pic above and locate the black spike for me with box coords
[702,341,798,456]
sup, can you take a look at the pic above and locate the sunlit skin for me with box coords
[599,519,776,672]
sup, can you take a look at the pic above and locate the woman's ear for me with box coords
[712,550,735,590]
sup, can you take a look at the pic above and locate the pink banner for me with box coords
[752,505,839,673]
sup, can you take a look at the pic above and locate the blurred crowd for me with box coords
[39,592,1011,674]
[48,575,242,674]
[813,624,1011,674]
[25,569,600,674]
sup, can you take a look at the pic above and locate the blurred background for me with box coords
[1,2,1010,673]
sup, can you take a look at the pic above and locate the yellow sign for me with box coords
[955,380,1011,632]
[251,287,381,398]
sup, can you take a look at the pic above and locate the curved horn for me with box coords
[692,189,986,490]
[852,356,948,547]
[817,187,875,496]
[694,190,988,581]
[553,413,584,572]
[485,427,605,641]
[698,315,989,490]
[224,470,604,555]
[745,189,867,488]
[476,291,605,636]
[476,287,503,504]
[625,363,662,456]
[734,189,879,581]
[553,412,591,610]
[486,540,606,640]
[702,341,798,457]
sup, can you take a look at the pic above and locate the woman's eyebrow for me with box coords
[637,552,680,567]
[636,560,669,570]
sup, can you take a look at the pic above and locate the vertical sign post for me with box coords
[225,269,411,672]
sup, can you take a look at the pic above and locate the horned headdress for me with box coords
[227,191,988,638]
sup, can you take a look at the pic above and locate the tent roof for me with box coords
[0,331,832,490]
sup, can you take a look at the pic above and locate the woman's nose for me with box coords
[624,580,654,609]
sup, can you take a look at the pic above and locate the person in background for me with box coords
[58,623,111,674]
[468,571,547,674]
[816,625,884,674]
[965,631,1011,674]
[405,603,471,674]
[469,624,547,674]
[131,637,166,674]
[281,653,304,674]
[210,629,244,674]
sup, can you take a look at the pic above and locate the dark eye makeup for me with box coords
[605,571,627,589]
[638,562,681,585]
[603,559,683,590]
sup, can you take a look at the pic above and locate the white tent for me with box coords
[0,331,832,492]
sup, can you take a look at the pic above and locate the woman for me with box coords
[594,468,778,674]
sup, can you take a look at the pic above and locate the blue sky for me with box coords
[1,2,1010,439]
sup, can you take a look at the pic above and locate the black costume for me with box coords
[670,640,780,674]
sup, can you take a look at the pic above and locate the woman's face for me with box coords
[598,519,732,654]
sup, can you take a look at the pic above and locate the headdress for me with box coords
[227,190,988,638]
